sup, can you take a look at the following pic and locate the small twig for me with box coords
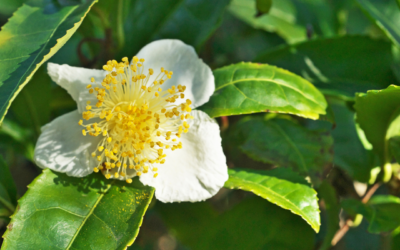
[331,183,381,246]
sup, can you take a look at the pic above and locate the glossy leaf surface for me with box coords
[224,168,320,232]
[256,36,396,97]
[0,0,98,124]
[198,62,327,120]
[1,169,154,250]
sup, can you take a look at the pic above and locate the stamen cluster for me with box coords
[78,56,192,183]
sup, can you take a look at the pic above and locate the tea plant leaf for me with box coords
[224,168,320,232]
[198,62,327,120]
[0,0,98,124]
[1,169,154,250]
[256,36,396,97]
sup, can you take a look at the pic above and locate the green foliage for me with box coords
[0,156,17,220]
[224,168,320,232]
[122,0,230,57]
[356,0,400,47]
[229,117,333,181]
[157,197,315,250]
[1,169,154,250]
[330,100,376,183]
[198,62,327,120]
[354,85,400,181]
[317,181,340,250]
[342,195,400,233]
[0,0,98,124]
[256,36,396,97]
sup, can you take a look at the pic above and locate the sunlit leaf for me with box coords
[0,0,98,124]
[256,36,396,97]
[1,169,154,250]
[198,62,327,120]
[224,168,320,232]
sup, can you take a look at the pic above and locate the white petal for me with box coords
[47,63,107,113]
[136,39,215,109]
[140,110,228,202]
[34,110,100,177]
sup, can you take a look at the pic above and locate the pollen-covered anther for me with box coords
[79,57,192,182]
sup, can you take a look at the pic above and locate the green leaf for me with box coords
[229,0,307,43]
[0,156,17,218]
[198,62,327,120]
[0,0,98,124]
[356,0,400,48]
[342,195,400,233]
[122,0,230,57]
[229,117,333,181]
[389,136,400,164]
[317,181,340,250]
[158,197,315,250]
[256,36,397,97]
[224,168,320,232]
[354,85,400,167]
[1,169,154,250]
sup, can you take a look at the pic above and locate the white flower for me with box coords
[34,40,228,203]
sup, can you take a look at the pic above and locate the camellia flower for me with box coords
[34,40,228,202]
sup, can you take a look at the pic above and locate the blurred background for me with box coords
[1,0,400,249]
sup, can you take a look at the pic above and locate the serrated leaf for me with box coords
[198,62,327,120]
[1,169,154,250]
[224,168,320,232]
[256,36,396,97]
[0,156,17,218]
[229,117,333,181]
[0,0,98,124]
[356,0,400,48]
[342,195,400,233]
[354,85,400,166]
[122,0,230,57]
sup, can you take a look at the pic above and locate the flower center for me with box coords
[78,56,192,183]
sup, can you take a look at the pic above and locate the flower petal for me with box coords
[47,63,107,113]
[34,110,100,177]
[136,39,215,109]
[139,110,228,202]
